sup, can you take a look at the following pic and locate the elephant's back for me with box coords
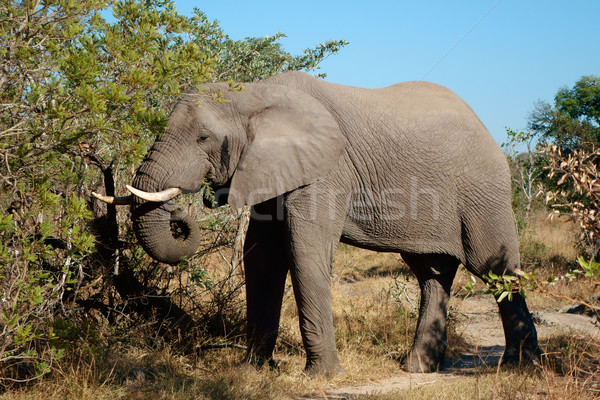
[374,81,491,145]
[372,80,508,182]
[269,71,511,204]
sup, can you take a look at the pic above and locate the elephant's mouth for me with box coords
[202,178,232,209]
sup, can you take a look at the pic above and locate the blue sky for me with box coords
[172,1,599,145]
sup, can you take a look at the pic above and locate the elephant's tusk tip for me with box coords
[91,191,133,205]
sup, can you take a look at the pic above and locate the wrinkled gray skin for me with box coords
[130,71,541,375]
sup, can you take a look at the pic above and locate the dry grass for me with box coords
[520,212,579,272]
[358,371,599,400]
[2,213,599,399]
[0,245,415,399]
[517,212,598,311]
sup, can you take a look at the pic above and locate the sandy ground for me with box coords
[297,294,599,400]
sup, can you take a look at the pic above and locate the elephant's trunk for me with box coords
[131,201,201,265]
[130,159,202,265]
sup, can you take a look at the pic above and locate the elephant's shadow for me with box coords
[442,344,504,374]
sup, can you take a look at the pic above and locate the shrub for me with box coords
[0,0,347,382]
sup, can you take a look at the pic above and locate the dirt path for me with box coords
[297,295,599,400]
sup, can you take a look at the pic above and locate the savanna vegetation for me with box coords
[0,0,598,398]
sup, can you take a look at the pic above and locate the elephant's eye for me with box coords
[197,135,209,143]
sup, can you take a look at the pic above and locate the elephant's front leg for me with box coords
[244,200,289,366]
[285,195,345,376]
[289,244,343,376]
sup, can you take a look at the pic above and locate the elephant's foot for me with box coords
[244,344,277,368]
[304,362,346,377]
[402,350,443,373]
[501,340,542,367]
[303,353,346,377]
[244,352,282,372]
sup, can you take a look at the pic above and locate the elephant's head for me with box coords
[97,79,346,264]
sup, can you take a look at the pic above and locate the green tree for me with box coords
[205,30,347,82]
[0,0,346,382]
[525,75,600,212]
[529,75,600,151]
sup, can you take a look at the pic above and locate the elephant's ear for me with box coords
[228,85,347,208]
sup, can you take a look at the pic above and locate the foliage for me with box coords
[529,75,600,152]
[506,75,600,217]
[0,0,346,382]
[477,255,599,314]
[545,145,600,254]
[206,29,348,82]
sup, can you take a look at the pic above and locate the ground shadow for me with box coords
[443,344,504,374]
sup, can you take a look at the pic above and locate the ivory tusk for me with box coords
[91,192,134,205]
[126,185,182,202]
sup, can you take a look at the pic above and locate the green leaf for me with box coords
[497,291,509,303]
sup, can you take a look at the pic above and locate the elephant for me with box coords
[94,71,541,375]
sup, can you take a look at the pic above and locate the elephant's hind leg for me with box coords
[462,214,542,367]
[244,199,290,367]
[401,252,460,373]
[497,292,541,366]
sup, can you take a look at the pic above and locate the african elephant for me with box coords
[95,71,541,375]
